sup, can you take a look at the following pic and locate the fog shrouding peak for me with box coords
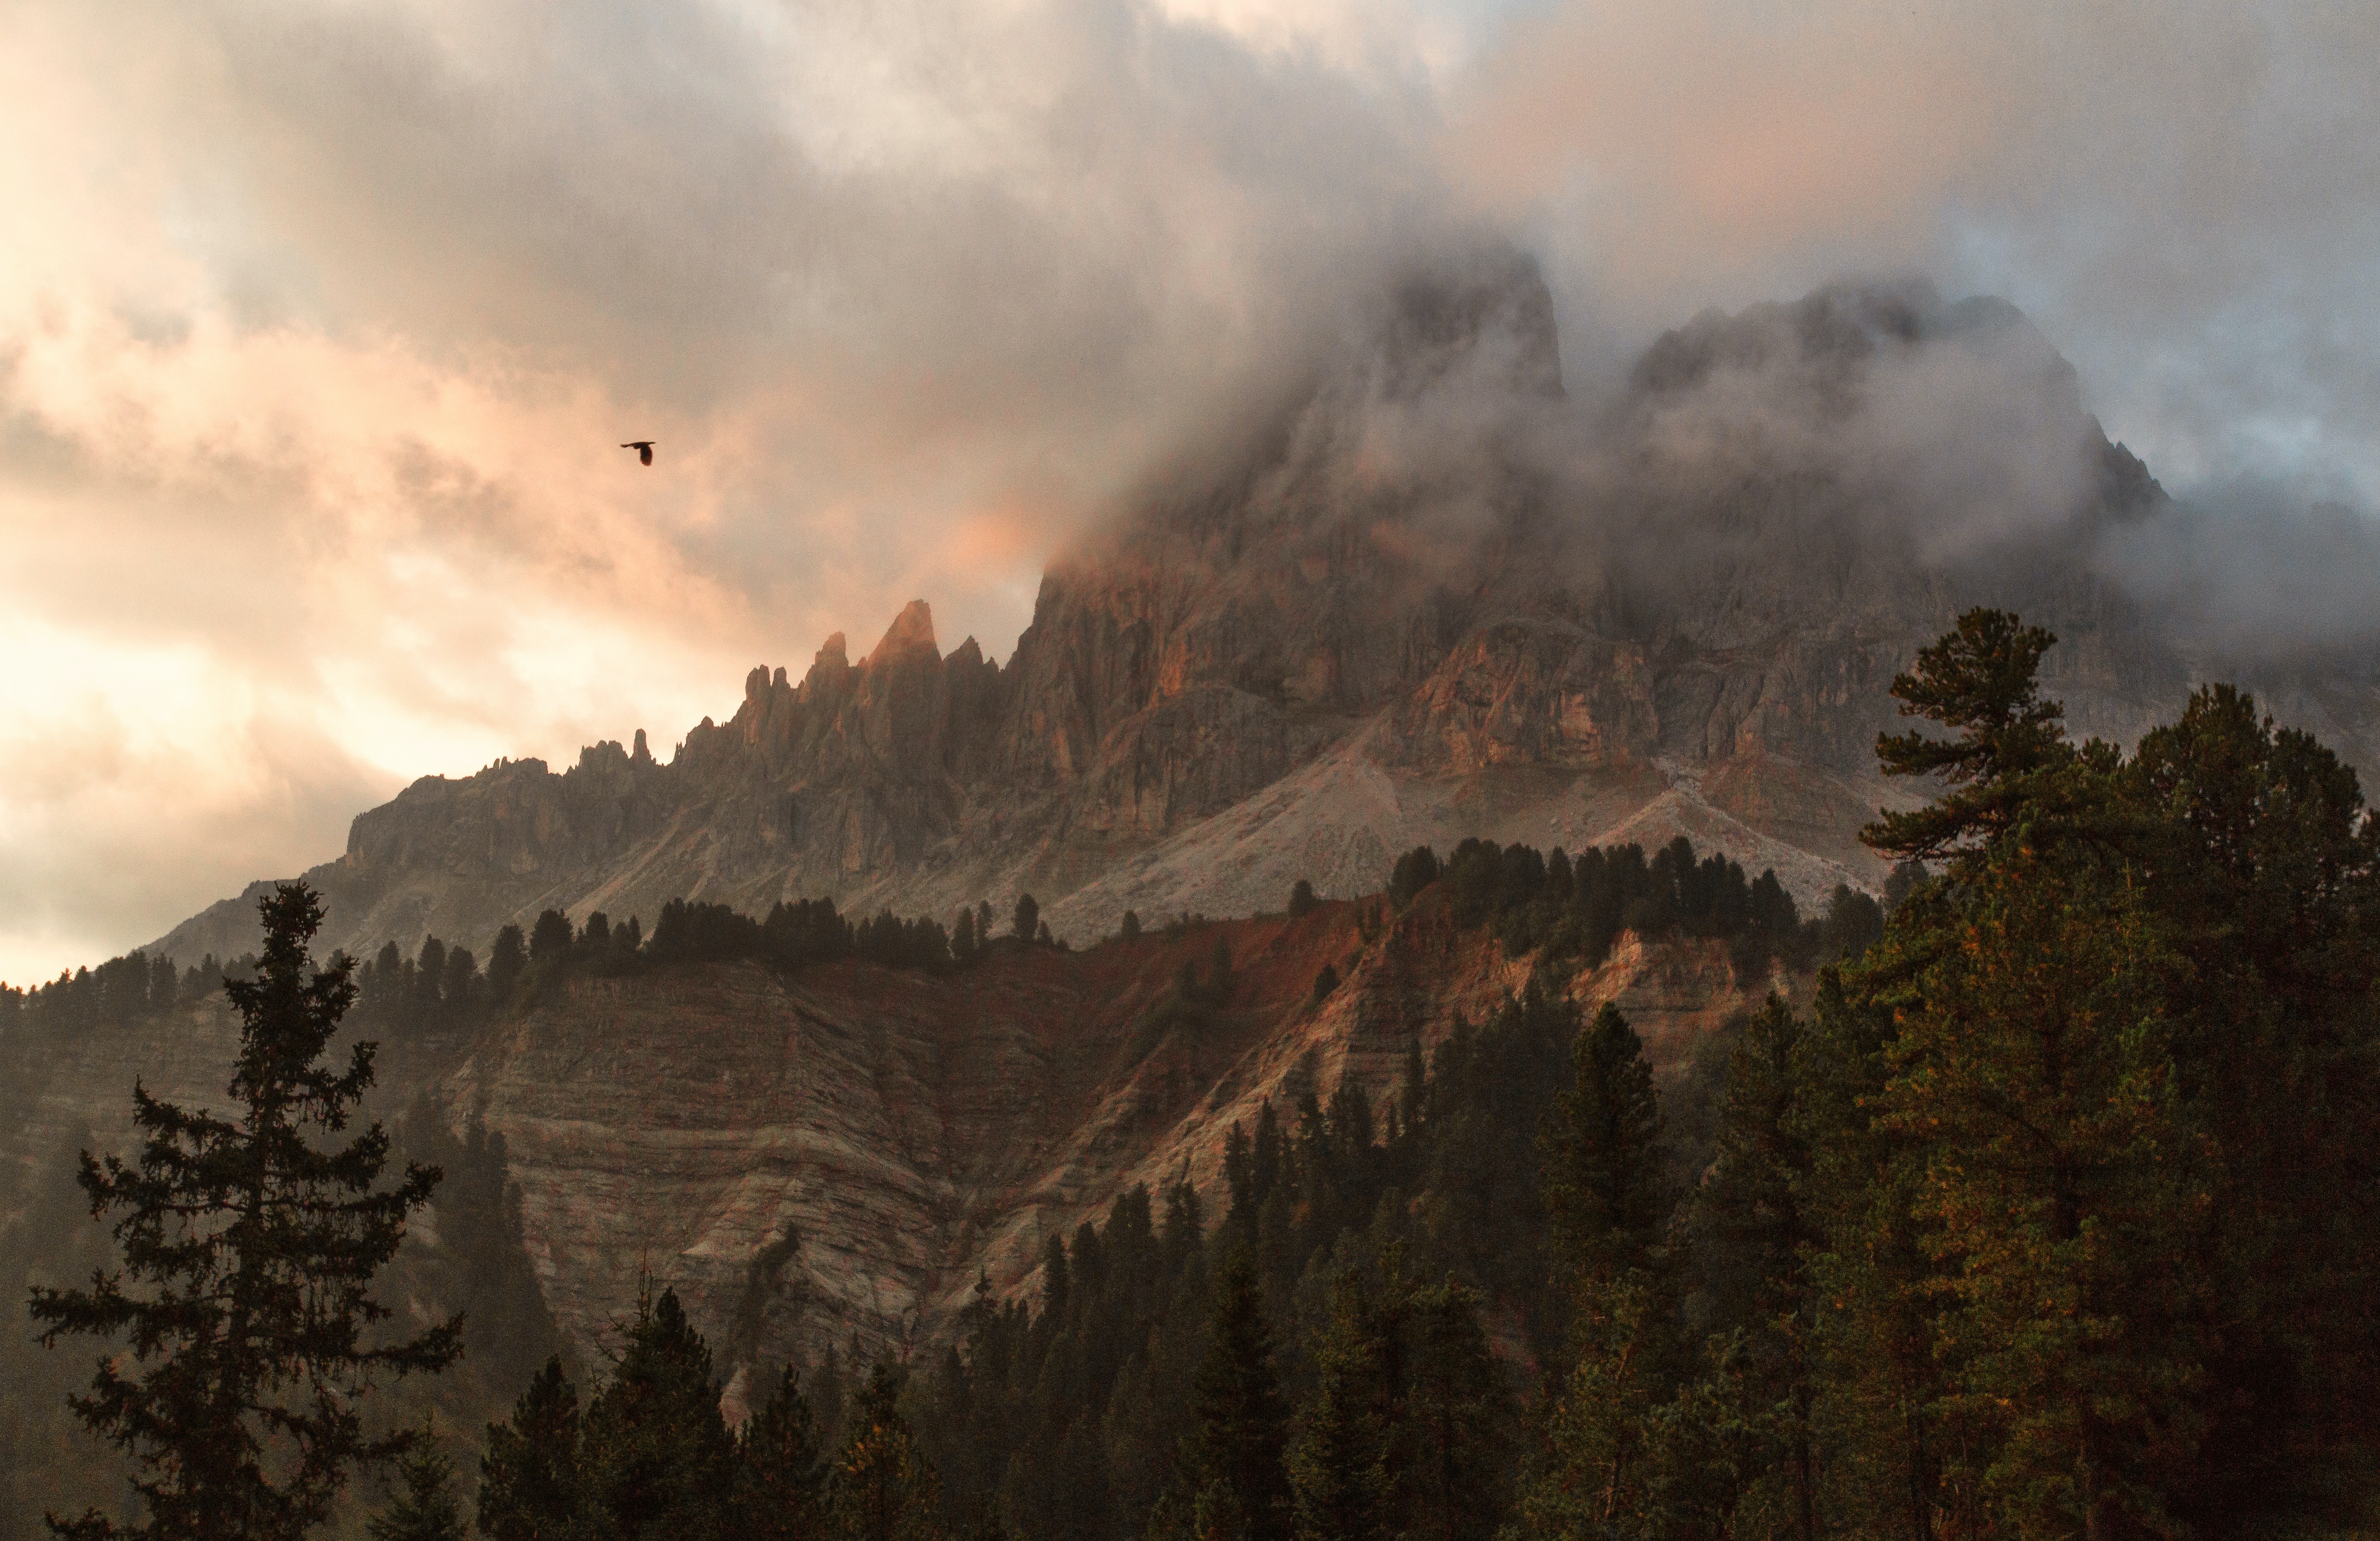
[2,0,2375,981]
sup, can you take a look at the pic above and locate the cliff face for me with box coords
[148,264,2372,976]
[9,897,1781,1402]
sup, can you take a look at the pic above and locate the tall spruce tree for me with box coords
[580,1285,735,1540]
[1877,834,2203,1538]
[366,1428,465,1541]
[1862,608,2075,867]
[1183,1250,1292,1541]
[1542,998,1665,1287]
[477,1356,590,1541]
[1288,1274,1386,1541]
[738,1364,825,1541]
[28,882,461,1541]
[829,1364,940,1541]
[1693,993,1819,1541]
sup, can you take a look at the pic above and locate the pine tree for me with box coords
[1542,998,1665,1286]
[1011,895,1039,943]
[27,882,461,1541]
[1880,834,2204,1537]
[1862,607,2073,867]
[1693,993,1818,1541]
[1183,1250,1291,1541]
[367,1429,466,1541]
[829,1364,940,1541]
[1395,1279,1508,1541]
[738,1364,825,1541]
[1289,1275,1385,1541]
[477,1356,591,1541]
[581,1285,736,1540]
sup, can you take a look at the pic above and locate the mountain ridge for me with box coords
[147,255,2380,971]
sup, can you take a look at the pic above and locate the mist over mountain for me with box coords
[139,249,2379,972]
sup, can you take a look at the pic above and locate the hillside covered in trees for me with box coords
[6,612,2379,1538]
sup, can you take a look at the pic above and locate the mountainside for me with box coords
[8,890,1787,1404]
[148,255,2380,974]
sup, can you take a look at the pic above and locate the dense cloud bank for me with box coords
[1,0,2375,977]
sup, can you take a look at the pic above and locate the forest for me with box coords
[5,610,2377,1539]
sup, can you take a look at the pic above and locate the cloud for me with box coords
[0,0,2375,978]
[1442,0,2380,502]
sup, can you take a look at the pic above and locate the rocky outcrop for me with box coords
[150,265,2380,976]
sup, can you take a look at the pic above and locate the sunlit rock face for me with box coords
[148,259,2368,973]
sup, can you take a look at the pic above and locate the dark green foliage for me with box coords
[1287,881,1319,919]
[27,882,461,1541]
[2,946,200,1038]
[737,1365,825,1541]
[1186,1251,1293,1541]
[1879,860,1927,912]
[1542,1000,1665,1287]
[951,908,980,965]
[1690,993,1819,1540]
[388,1101,573,1417]
[489,925,528,999]
[367,1431,466,1541]
[477,1356,590,1541]
[581,1286,737,1539]
[829,1365,940,1541]
[1387,847,1441,909]
[1288,1275,1383,1541]
[1383,833,1826,974]
[1012,894,1039,942]
[1862,607,2075,866]
[1310,964,1338,1004]
[1120,909,1143,944]
[530,909,576,963]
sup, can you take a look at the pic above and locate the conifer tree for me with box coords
[1879,834,2203,1537]
[1542,999,1665,1286]
[367,1429,465,1541]
[1862,608,2073,867]
[1395,1279,1507,1541]
[28,882,461,1541]
[581,1284,735,1538]
[1289,1275,1385,1541]
[738,1364,825,1541]
[1183,1250,1291,1541]
[829,1364,940,1541]
[1693,993,1818,1541]
[477,1356,591,1541]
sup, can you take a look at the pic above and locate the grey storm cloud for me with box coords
[0,0,2376,979]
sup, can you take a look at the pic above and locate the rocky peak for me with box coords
[868,599,940,666]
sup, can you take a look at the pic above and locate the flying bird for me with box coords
[621,440,655,466]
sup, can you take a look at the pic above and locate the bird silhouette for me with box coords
[621,440,655,466]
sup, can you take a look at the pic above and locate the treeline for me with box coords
[1387,833,1911,975]
[0,945,245,1037]
[509,887,1064,983]
[454,610,2380,1541]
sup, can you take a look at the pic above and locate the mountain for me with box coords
[149,253,2380,977]
[9,890,1779,1401]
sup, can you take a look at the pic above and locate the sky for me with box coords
[1,0,2374,985]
